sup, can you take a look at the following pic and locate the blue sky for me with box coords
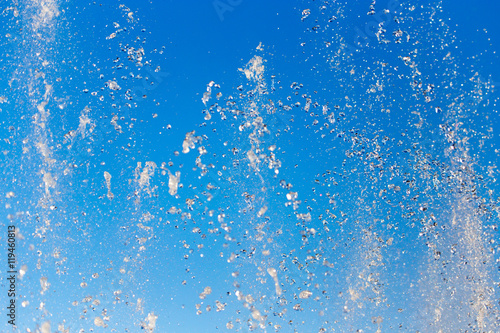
[1,0,500,332]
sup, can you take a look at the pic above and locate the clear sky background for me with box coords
[1,0,500,332]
